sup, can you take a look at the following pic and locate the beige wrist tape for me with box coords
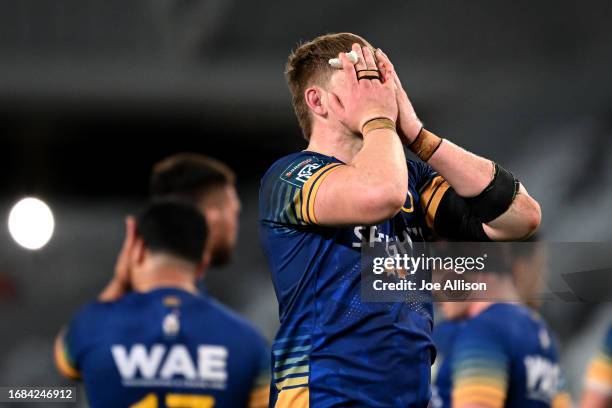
[361,117,396,136]
[409,128,443,161]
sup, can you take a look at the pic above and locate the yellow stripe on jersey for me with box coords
[585,354,612,394]
[552,392,572,408]
[401,191,415,213]
[275,386,309,408]
[54,331,80,380]
[454,375,508,389]
[453,384,506,408]
[274,364,309,380]
[275,375,309,390]
[166,394,214,407]
[300,163,343,224]
[420,175,451,229]
[248,386,270,408]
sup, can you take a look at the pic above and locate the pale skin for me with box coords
[306,43,541,240]
[305,44,406,226]
[580,390,611,408]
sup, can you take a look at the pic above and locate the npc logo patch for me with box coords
[280,157,324,187]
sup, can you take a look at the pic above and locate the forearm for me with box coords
[353,127,408,194]
[98,277,129,302]
[313,127,408,226]
[428,138,494,197]
[418,130,540,241]
[483,184,541,240]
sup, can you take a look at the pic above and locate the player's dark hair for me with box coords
[135,200,208,265]
[150,153,235,203]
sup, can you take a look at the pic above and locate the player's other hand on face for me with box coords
[99,216,135,302]
[375,49,422,144]
[328,44,398,134]
[115,216,136,284]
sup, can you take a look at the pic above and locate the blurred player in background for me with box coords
[259,33,541,407]
[55,201,269,407]
[431,236,547,405]
[580,324,612,408]
[99,153,240,300]
[433,243,570,408]
[432,234,546,396]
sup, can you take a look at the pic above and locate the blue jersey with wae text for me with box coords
[58,288,270,408]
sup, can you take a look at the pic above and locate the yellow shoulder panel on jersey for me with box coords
[275,386,309,408]
[420,175,451,229]
[299,163,343,224]
[453,384,506,408]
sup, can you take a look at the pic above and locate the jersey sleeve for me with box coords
[260,154,343,226]
[415,161,490,241]
[585,324,612,396]
[54,327,80,380]
[411,160,450,231]
[248,336,272,408]
[54,308,90,380]
[54,303,99,380]
[450,321,509,408]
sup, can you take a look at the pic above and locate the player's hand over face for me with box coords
[114,216,136,284]
[329,44,398,133]
[99,216,135,302]
[375,49,422,144]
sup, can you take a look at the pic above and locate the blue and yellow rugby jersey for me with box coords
[436,303,570,408]
[584,323,612,396]
[259,151,442,408]
[55,288,270,408]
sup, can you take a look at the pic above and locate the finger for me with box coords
[362,46,377,70]
[352,43,367,72]
[376,48,393,70]
[327,92,345,119]
[377,60,392,84]
[379,49,403,89]
[125,216,136,245]
[375,49,393,85]
[362,47,381,84]
[115,216,136,275]
[339,52,358,85]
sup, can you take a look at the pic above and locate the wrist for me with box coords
[361,117,396,137]
[409,128,443,162]
[400,119,423,144]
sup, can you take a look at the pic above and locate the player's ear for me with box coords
[304,86,327,118]
[204,206,220,225]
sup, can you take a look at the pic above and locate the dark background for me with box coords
[1,1,611,405]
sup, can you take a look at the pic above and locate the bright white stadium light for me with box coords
[8,197,55,250]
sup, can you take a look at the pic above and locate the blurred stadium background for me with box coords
[0,0,611,405]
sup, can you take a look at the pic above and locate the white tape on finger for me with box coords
[328,50,359,69]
